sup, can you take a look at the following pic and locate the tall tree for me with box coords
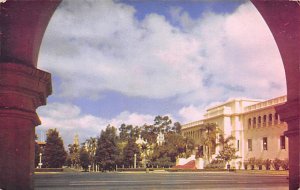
[79,147,90,171]
[154,115,172,133]
[216,134,238,166]
[95,125,119,171]
[172,122,182,134]
[140,124,157,144]
[150,132,195,167]
[44,129,67,168]
[84,137,97,170]
[201,123,219,162]
[68,143,80,168]
[119,124,140,141]
[122,139,141,168]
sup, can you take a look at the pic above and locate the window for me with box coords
[258,116,261,127]
[268,114,273,126]
[237,140,240,151]
[263,137,268,150]
[280,136,286,149]
[275,113,279,124]
[263,115,267,126]
[253,118,256,128]
[248,139,252,151]
[248,118,251,128]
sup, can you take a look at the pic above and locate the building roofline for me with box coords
[206,98,263,111]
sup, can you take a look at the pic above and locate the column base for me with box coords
[0,110,37,190]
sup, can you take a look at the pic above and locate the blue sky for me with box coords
[36,0,285,146]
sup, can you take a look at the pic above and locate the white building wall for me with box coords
[181,95,288,168]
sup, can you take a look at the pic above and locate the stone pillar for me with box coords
[276,101,299,190]
[0,0,60,189]
[0,63,52,190]
[251,1,300,189]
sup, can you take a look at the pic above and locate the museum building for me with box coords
[181,95,288,168]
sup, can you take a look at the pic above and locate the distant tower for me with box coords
[73,134,79,146]
[156,132,165,146]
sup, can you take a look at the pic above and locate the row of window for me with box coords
[247,113,280,129]
[183,129,204,140]
[247,136,286,151]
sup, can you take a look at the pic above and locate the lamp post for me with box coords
[134,153,137,169]
[38,153,43,169]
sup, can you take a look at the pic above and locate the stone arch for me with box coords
[0,1,299,190]
[251,1,300,189]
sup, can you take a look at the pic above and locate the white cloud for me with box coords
[36,102,156,146]
[110,111,154,127]
[40,0,204,100]
[178,105,205,123]
[39,1,286,112]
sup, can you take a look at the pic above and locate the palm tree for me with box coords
[217,134,235,149]
[201,123,219,163]
[216,134,238,167]
[85,137,97,171]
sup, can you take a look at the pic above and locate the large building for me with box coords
[181,95,288,169]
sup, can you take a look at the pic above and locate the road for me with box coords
[34,171,288,190]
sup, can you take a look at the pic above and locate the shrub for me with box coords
[237,161,242,170]
[248,157,256,170]
[244,161,249,170]
[263,159,272,170]
[205,159,226,169]
[280,159,289,170]
[255,158,263,170]
[272,158,282,170]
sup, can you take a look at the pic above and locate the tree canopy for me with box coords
[95,125,119,171]
[216,134,238,164]
[44,129,67,168]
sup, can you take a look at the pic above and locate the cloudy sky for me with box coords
[36,0,286,146]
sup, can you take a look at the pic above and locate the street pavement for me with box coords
[34,171,288,190]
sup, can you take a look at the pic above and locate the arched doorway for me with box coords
[0,1,299,189]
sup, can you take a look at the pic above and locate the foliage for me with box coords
[117,115,190,168]
[263,159,272,170]
[68,143,80,168]
[150,132,195,167]
[95,125,119,171]
[280,159,289,170]
[84,137,97,170]
[244,161,249,170]
[140,124,157,144]
[248,157,256,170]
[172,122,182,134]
[204,159,226,169]
[43,129,67,168]
[151,156,174,168]
[122,139,141,167]
[150,145,172,167]
[119,124,140,141]
[255,158,263,170]
[216,134,238,164]
[79,147,90,171]
[154,115,172,133]
[272,158,282,170]
[200,123,218,162]
[255,158,263,166]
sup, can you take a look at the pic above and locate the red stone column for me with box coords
[0,63,52,189]
[277,101,300,190]
[0,0,61,189]
[251,1,300,190]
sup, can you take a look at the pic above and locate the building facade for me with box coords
[182,95,288,168]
